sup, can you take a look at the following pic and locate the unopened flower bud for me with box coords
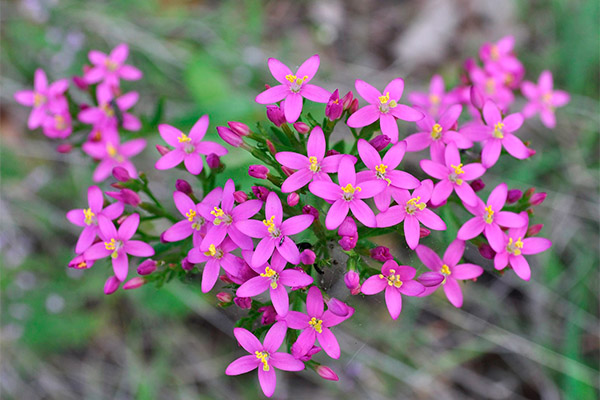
[227,121,250,136]
[470,179,485,192]
[266,105,286,127]
[112,166,131,182]
[370,246,393,262]
[342,90,354,110]
[293,121,310,134]
[527,224,543,236]
[349,98,359,114]
[292,344,321,361]
[258,305,277,325]
[524,187,535,199]
[287,192,300,207]
[175,179,193,195]
[56,143,73,153]
[338,216,357,237]
[266,139,276,155]
[344,271,361,294]
[181,257,194,271]
[206,154,221,169]
[216,292,233,303]
[123,277,145,290]
[217,126,243,147]
[419,227,431,238]
[316,366,339,381]
[234,297,252,309]
[72,76,89,90]
[104,276,121,295]
[417,271,444,287]
[137,259,157,275]
[248,165,269,179]
[529,192,547,206]
[506,189,523,204]
[107,188,141,207]
[302,205,319,219]
[300,249,316,265]
[325,89,343,121]
[327,298,350,317]
[281,165,295,177]
[156,144,170,156]
[252,186,270,201]
[478,243,496,259]
[326,149,340,156]
[233,191,248,203]
[369,134,391,151]
[470,85,485,109]
[339,235,357,251]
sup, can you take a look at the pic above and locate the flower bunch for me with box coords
[15,37,565,397]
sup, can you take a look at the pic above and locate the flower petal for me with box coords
[452,263,484,280]
[416,245,443,271]
[443,278,463,307]
[355,79,381,104]
[234,327,263,354]
[264,321,288,352]
[237,276,270,298]
[284,93,302,123]
[347,105,380,128]
[124,240,154,257]
[225,355,259,375]
[385,287,402,319]
[317,327,341,359]
[255,85,289,104]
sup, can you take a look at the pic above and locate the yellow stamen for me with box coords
[33,93,45,107]
[263,215,278,235]
[379,92,390,104]
[204,244,217,257]
[309,156,320,173]
[83,208,95,225]
[507,237,524,256]
[341,183,361,195]
[104,238,119,259]
[375,163,392,185]
[100,102,114,117]
[76,261,87,269]
[484,205,494,224]
[54,115,66,130]
[309,317,323,333]
[186,209,196,222]
[441,264,451,276]
[490,45,500,61]
[429,94,440,105]
[406,196,426,214]
[211,207,226,225]
[104,59,118,71]
[451,163,464,175]
[431,123,443,140]
[285,74,308,85]
[255,351,270,371]
[178,133,192,143]
[493,122,504,139]
[384,268,404,288]
[107,143,118,157]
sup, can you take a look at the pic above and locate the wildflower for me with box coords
[309,156,386,229]
[416,240,484,307]
[42,112,72,139]
[300,249,316,265]
[123,277,145,290]
[112,166,132,182]
[84,214,155,281]
[66,185,124,254]
[236,251,314,316]
[252,186,270,201]
[82,137,146,182]
[529,191,547,206]
[68,254,94,270]
[416,271,444,287]
[325,89,343,121]
[256,55,331,123]
[155,115,228,175]
[104,276,121,295]
[237,192,314,267]
[408,74,458,118]
[234,296,252,309]
[175,179,193,195]
[370,246,393,262]
[266,104,286,126]
[206,154,220,169]
[217,125,244,147]
[282,286,354,359]
[316,366,339,381]
[83,43,142,87]
[188,238,243,293]
[106,188,141,207]
[347,78,423,143]
[276,126,346,193]
[420,142,486,206]
[457,183,527,252]
[233,191,248,203]
[287,193,299,207]
[337,216,357,237]
[369,134,391,151]
[217,292,233,303]
[468,64,515,110]
[225,322,304,398]
[228,121,250,136]
[360,261,425,319]
[338,235,357,251]
[137,259,157,275]
[78,90,141,132]
[249,165,269,179]
[259,305,278,325]
[356,139,420,211]
[344,271,361,295]
[521,71,569,128]
[376,180,446,249]
[293,122,310,134]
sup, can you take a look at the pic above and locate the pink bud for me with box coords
[293,121,310,134]
[470,179,485,192]
[478,243,496,259]
[316,366,339,381]
[325,89,343,121]
[233,191,248,203]
[266,105,286,127]
[181,257,194,271]
[248,165,269,179]
[370,246,393,262]
[529,192,547,206]
[281,165,295,177]
[349,98,359,114]
[287,192,300,207]
[106,189,141,207]
[369,134,391,151]
[302,205,319,219]
[252,186,270,201]
[216,292,233,303]
[344,271,360,293]
[156,144,170,156]
[300,249,316,265]
[292,344,321,361]
[234,297,252,309]
[217,126,243,147]
[266,139,277,155]
[326,149,340,156]
[327,298,350,317]
[507,189,523,204]
[417,271,444,287]
[342,90,354,110]
[338,235,357,251]
[206,154,221,169]
[227,121,250,136]
[56,143,73,153]
[104,276,121,295]
[72,75,89,90]
[419,227,431,238]
[175,179,193,195]
[123,277,145,290]
[219,274,235,284]
[464,57,477,74]
[160,231,168,244]
[258,305,277,325]
[527,223,543,236]
[137,259,157,275]
[112,166,131,182]
[470,85,485,109]
[338,216,357,237]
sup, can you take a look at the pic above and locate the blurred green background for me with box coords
[1,0,598,399]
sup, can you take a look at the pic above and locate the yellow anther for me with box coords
[375,164,388,175]
[309,317,323,334]
[76,261,87,269]
[493,122,505,139]
[507,237,524,256]
[83,208,95,225]
[261,266,277,278]
[406,196,426,214]
[207,244,218,257]
[100,102,114,117]
[211,207,224,217]
[34,93,45,107]
[255,351,270,371]
[429,94,440,105]
[385,271,403,288]
[341,183,361,194]
[440,264,451,276]
[285,74,308,85]
[186,209,196,222]
[54,114,66,130]
[431,123,443,140]
[451,163,465,175]
[484,205,494,224]
[106,143,118,158]
[104,238,119,259]
[309,156,320,172]
[263,215,278,235]
[379,92,390,104]
[178,133,192,143]
[104,59,118,71]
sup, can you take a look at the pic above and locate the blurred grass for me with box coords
[1,0,599,399]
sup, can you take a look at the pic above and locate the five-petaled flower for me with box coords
[187,238,243,293]
[83,43,142,88]
[521,70,570,128]
[82,137,147,182]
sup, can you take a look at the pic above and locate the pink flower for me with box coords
[237,192,314,267]
[66,186,124,253]
[420,142,486,206]
[347,78,423,143]
[162,187,223,247]
[82,137,146,182]
[461,100,531,168]
[408,74,459,118]
[356,139,420,212]
[361,261,425,319]
[376,180,446,249]
[494,213,552,281]
[457,183,527,252]
[68,254,94,270]
[415,240,484,307]
[468,64,515,110]
[255,55,331,123]
[42,112,72,139]
[236,252,314,316]
[404,105,472,162]
[225,322,304,398]
[281,286,354,359]
[79,90,141,133]
[188,238,243,293]
[325,89,343,121]
[84,43,142,87]
[521,71,570,128]
[309,156,386,229]
[14,69,68,129]
[155,115,228,175]
[276,126,345,193]
[200,179,263,251]
[84,214,155,281]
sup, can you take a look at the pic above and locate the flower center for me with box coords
[484,205,494,224]
[186,209,205,230]
[204,244,224,259]
[260,266,280,289]
[429,94,440,105]
[255,351,270,371]
[375,164,391,185]
[430,123,443,140]
[405,196,426,214]
[104,238,122,259]
[440,264,451,276]
[54,115,67,130]
[378,92,398,113]
[263,215,281,238]
[33,92,46,107]
[100,102,115,118]
[211,207,232,226]
[449,163,465,185]
[308,156,321,173]
[341,183,361,201]
[178,133,191,143]
[309,317,323,333]
[485,78,496,94]
[286,74,308,93]
[83,208,96,225]
[104,59,119,71]
[493,122,505,139]
[184,144,196,154]
[490,45,500,61]
[106,143,124,162]
[379,268,403,288]
[507,237,524,256]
